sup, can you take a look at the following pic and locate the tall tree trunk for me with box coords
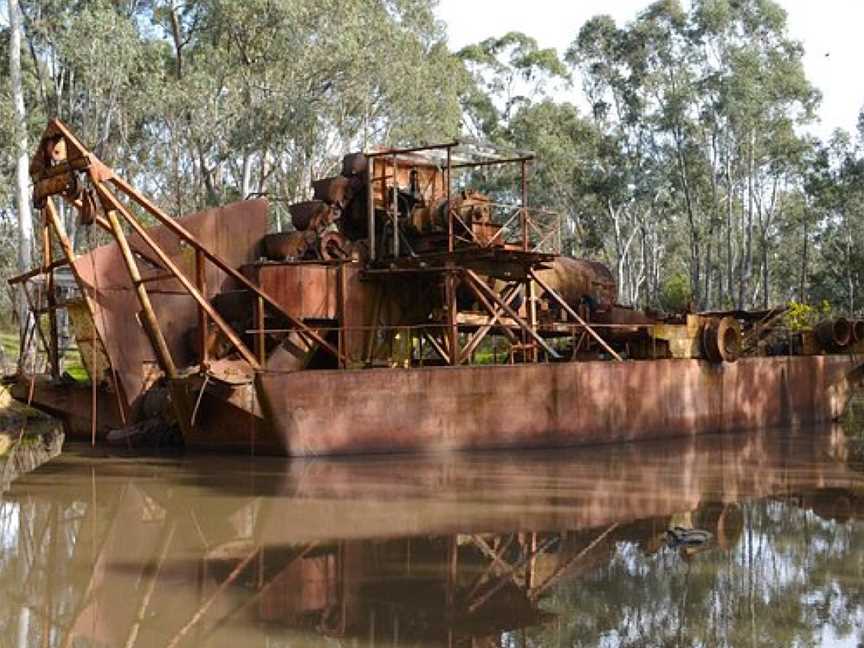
[799,209,809,303]
[16,605,29,648]
[741,130,755,309]
[241,152,253,199]
[675,141,701,308]
[9,0,35,370]
[761,233,769,309]
[724,155,733,308]
[847,233,855,314]
[704,236,713,310]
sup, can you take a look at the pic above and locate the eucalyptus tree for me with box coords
[566,11,675,306]
[804,131,864,313]
[10,0,465,226]
[153,0,465,227]
[689,0,818,308]
[506,99,673,306]
[457,31,569,143]
[7,0,33,365]
[568,0,818,310]
[0,0,851,325]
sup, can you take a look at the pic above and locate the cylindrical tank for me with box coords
[288,200,332,231]
[534,257,617,312]
[261,231,313,260]
[814,318,852,351]
[853,320,864,344]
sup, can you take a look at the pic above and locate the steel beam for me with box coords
[107,175,340,361]
[528,268,624,362]
[195,249,209,368]
[7,258,68,286]
[421,329,450,364]
[458,281,520,364]
[41,216,60,379]
[444,270,459,365]
[44,199,128,422]
[367,156,376,262]
[91,182,262,370]
[102,207,178,378]
[463,269,559,359]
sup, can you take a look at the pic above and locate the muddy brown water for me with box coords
[3,427,864,647]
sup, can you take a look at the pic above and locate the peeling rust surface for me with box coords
[254,355,861,457]
[72,200,268,412]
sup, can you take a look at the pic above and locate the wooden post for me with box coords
[337,263,347,368]
[526,276,538,362]
[255,294,265,366]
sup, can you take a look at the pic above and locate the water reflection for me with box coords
[2,428,864,647]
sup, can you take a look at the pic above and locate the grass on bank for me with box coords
[0,328,88,382]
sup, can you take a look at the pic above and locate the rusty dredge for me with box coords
[7,120,864,455]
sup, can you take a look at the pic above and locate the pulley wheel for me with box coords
[702,316,741,363]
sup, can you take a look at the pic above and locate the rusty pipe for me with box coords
[815,318,852,351]
[853,319,864,344]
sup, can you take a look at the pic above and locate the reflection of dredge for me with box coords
[7,121,864,454]
[7,429,860,646]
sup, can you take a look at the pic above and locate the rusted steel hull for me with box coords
[248,355,861,457]
[9,377,124,439]
[17,355,861,455]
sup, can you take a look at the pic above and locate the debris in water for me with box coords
[666,526,713,549]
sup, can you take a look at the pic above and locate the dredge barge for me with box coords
[7,120,864,455]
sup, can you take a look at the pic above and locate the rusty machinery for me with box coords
[10,120,864,444]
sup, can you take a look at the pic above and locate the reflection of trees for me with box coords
[0,491,95,648]
[533,500,864,647]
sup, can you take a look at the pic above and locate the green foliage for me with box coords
[784,300,831,331]
[458,30,569,141]
[0,0,860,323]
[0,0,473,325]
[660,272,691,312]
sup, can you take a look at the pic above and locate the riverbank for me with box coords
[0,386,63,491]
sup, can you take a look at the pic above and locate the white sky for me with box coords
[436,0,864,140]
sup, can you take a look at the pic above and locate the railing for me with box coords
[448,202,561,254]
[364,142,563,260]
[243,318,652,371]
